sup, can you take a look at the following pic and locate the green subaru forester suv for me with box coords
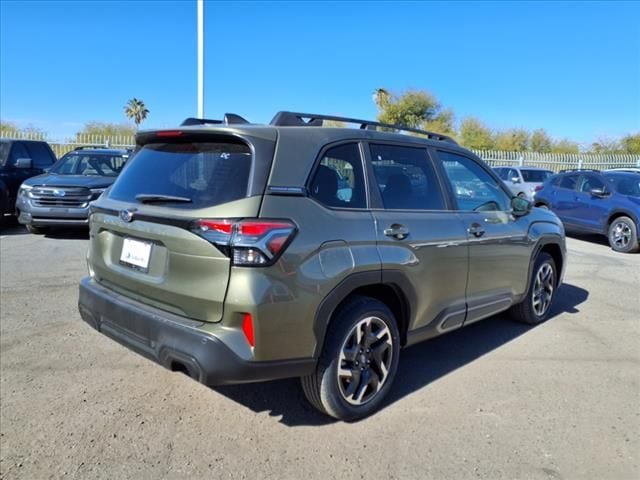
[78,112,566,421]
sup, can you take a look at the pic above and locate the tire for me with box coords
[26,225,48,235]
[301,296,400,421]
[607,216,639,253]
[510,252,557,325]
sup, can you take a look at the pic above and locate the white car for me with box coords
[494,166,554,201]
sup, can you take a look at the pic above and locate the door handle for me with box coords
[384,224,410,240]
[467,223,485,238]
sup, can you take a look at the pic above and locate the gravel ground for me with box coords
[1,223,638,480]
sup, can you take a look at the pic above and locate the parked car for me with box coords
[493,166,554,200]
[16,146,131,234]
[78,111,566,421]
[534,169,640,253]
[0,139,57,224]
[604,167,640,173]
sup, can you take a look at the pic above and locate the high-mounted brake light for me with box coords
[193,219,296,266]
[156,130,184,138]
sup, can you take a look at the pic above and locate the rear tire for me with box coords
[26,225,47,235]
[301,296,400,421]
[510,252,557,325]
[607,216,639,253]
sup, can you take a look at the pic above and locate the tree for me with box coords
[374,88,442,129]
[530,129,553,152]
[590,136,621,154]
[0,121,18,134]
[494,128,530,152]
[422,108,456,138]
[459,117,494,150]
[77,122,136,137]
[551,139,580,154]
[323,120,348,128]
[124,98,149,129]
[620,133,640,154]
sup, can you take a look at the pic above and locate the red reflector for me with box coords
[267,235,289,254]
[156,130,183,137]
[239,221,293,236]
[198,219,233,234]
[535,185,544,192]
[242,313,255,347]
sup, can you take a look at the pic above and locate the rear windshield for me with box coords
[521,169,553,182]
[108,142,252,209]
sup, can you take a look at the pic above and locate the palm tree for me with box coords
[124,98,149,129]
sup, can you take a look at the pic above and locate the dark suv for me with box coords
[78,112,566,420]
[16,146,130,234]
[0,139,57,224]
[534,169,640,253]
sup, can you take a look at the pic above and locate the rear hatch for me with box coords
[88,128,277,322]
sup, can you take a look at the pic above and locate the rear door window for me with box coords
[558,174,579,190]
[8,143,31,167]
[369,144,445,210]
[108,141,252,209]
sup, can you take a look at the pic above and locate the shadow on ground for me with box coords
[566,231,610,247]
[0,219,88,240]
[213,283,589,427]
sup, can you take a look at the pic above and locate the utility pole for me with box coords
[197,0,204,118]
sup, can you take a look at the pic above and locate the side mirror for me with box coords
[511,196,532,217]
[590,188,607,198]
[15,158,33,169]
[511,177,521,184]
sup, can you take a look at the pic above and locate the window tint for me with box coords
[310,143,365,208]
[9,143,31,166]
[558,174,579,190]
[109,141,252,209]
[437,151,511,212]
[495,168,509,180]
[0,142,10,166]
[579,174,605,193]
[369,144,444,210]
[607,175,640,197]
[521,169,553,183]
[25,142,55,168]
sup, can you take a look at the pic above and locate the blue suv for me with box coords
[534,169,640,253]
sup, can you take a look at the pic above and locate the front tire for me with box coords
[607,216,639,253]
[301,296,400,421]
[510,252,557,325]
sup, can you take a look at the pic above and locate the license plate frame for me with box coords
[119,237,153,272]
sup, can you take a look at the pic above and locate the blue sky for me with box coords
[1,0,639,146]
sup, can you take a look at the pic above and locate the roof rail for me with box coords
[181,113,250,126]
[270,111,457,144]
[559,168,600,173]
[73,145,109,151]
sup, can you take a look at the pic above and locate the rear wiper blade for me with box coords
[135,194,192,204]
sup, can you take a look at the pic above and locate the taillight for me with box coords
[534,185,544,192]
[193,218,297,266]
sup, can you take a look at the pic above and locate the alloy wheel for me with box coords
[337,316,393,406]
[611,221,632,249]
[532,263,555,317]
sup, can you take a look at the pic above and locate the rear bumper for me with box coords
[78,277,316,385]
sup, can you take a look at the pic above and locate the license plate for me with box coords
[120,238,152,270]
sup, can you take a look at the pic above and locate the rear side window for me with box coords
[558,174,579,190]
[25,142,55,168]
[109,142,252,209]
[309,143,366,208]
[369,144,445,210]
[521,169,552,183]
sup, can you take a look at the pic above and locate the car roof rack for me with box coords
[181,113,250,126]
[73,145,109,151]
[270,111,458,144]
[559,168,600,173]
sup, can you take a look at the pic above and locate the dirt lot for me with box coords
[1,223,638,480]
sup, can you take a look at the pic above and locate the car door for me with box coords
[366,143,470,339]
[573,173,609,232]
[550,173,580,224]
[434,149,532,325]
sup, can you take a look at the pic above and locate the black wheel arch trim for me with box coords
[312,269,418,357]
